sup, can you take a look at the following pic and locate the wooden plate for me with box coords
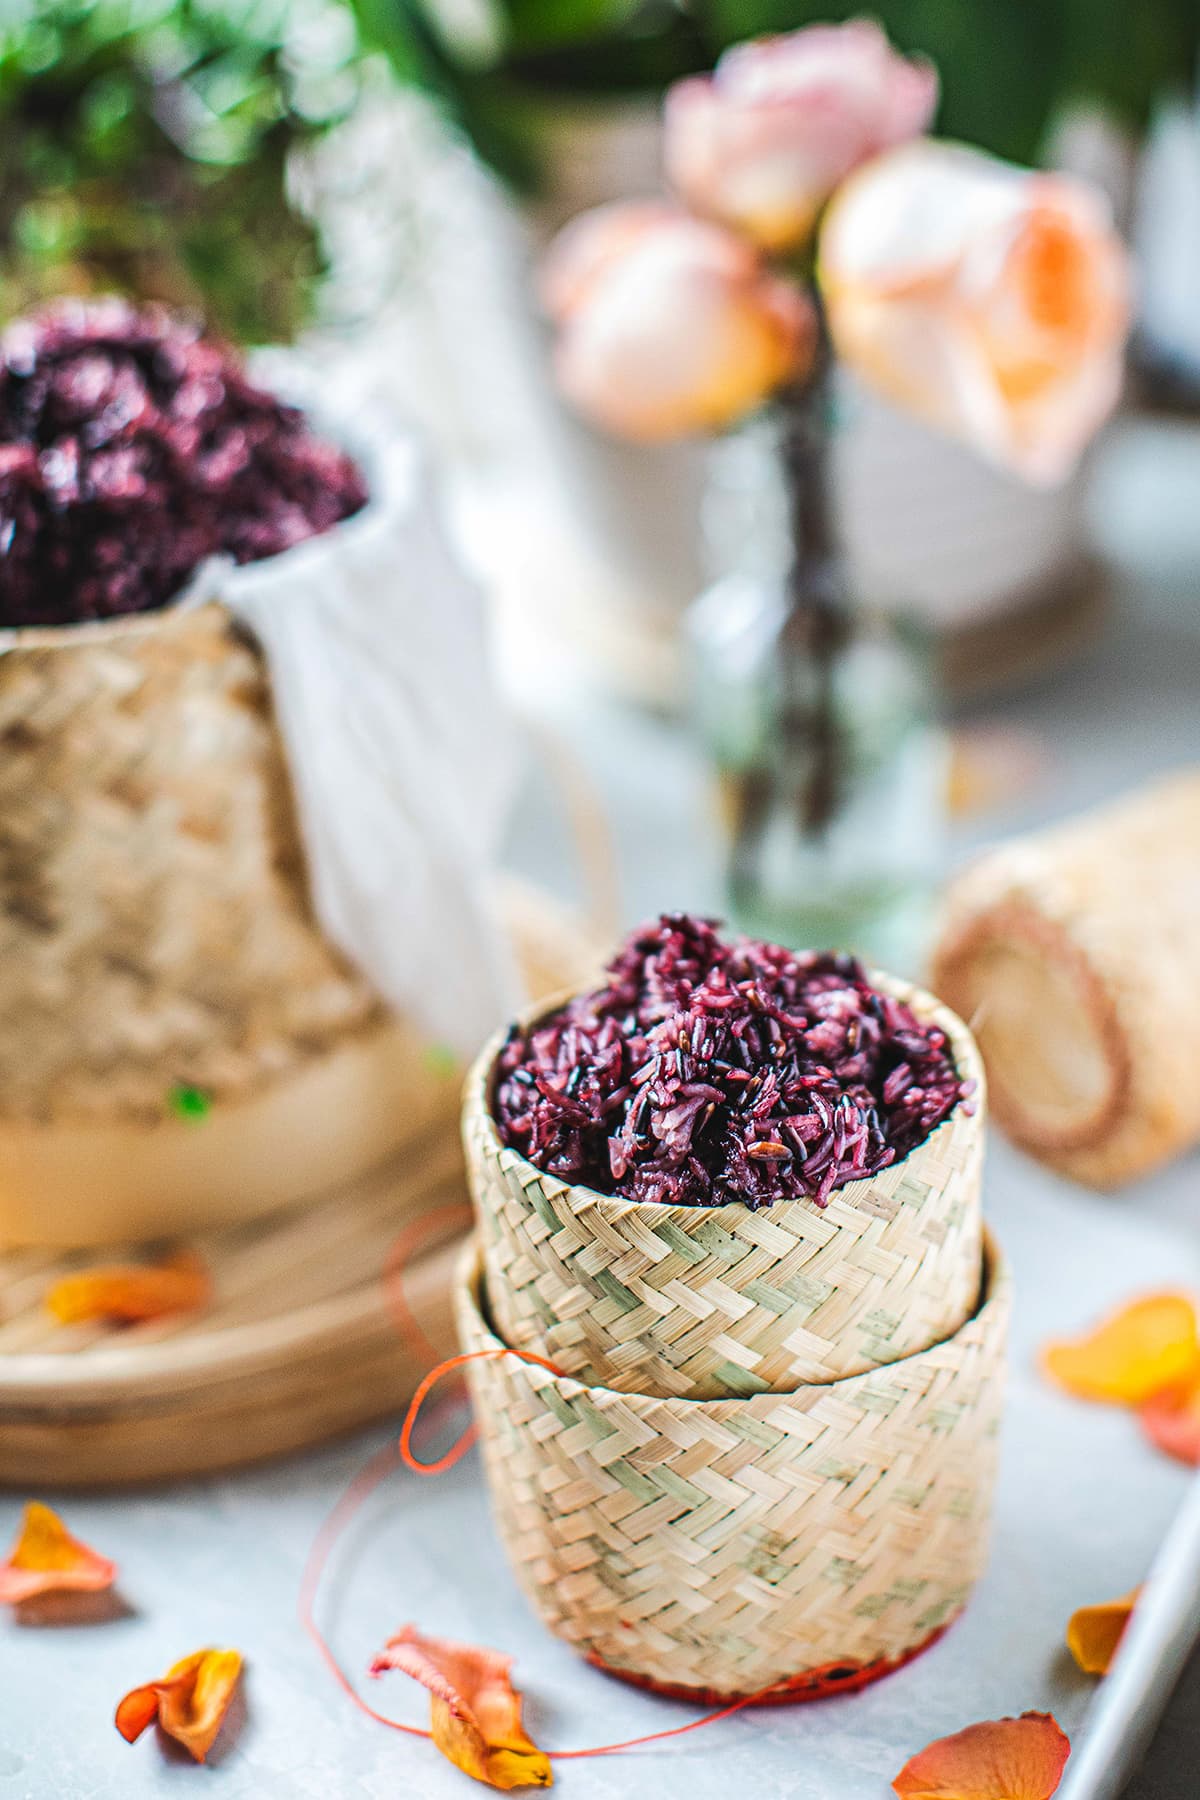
[0,881,601,1488]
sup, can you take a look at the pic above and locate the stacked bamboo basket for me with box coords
[460,973,1009,1702]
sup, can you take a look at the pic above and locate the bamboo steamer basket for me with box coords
[932,770,1200,1188]
[0,878,601,1487]
[464,974,984,1398]
[0,598,490,1247]
[456,1232,1009,1701]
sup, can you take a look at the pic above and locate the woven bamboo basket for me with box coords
[932,770,1200,1188]
[456,1232,1009,1701]
[0,878,600,1485]
[464,975,984,1398]
[0,598,422,1245]
[0,597,598,1247]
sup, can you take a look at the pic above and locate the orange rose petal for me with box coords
[116,1648,243,1763]
[372,1626,552,1790]
[46,1250,212,1326]
[894,1712,1070,1799]
[1066,1588,1139,1675]
[1040,1292,1200,1405]
[1141,1373,1200,1466]
[0,1501,116,1605]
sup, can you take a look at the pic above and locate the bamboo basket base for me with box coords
[458,1234,1009,1697]
[587,1616,957,1706]
[0,876,604,1249]
[0,1018,439,1249]
[0,884,601,1487]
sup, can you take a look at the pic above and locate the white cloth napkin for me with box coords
[216,379,521,1059]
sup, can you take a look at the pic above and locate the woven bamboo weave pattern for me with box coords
[456,1235,1009,1699]
[0,602,380,1123]
[932,770,1200,1188]
[465,978,985,1397]
[0,885,599,1482]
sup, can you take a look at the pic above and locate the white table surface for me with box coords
[3,417,1200,1798]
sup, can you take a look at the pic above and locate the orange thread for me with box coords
[400,1348,559,1476]
[554,1689,778,1757]
[299,1438,430,1742]
[382,1204,472,1361]
[303,1211,937,1762]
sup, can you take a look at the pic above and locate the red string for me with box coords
[300,1206,820,1762]
[552,1689,782,1757]
[299,1437,429,1742]
[381,1204,471,1362]
[400,1347,562,1475]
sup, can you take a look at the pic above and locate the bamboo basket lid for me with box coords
[0,881,602,1488]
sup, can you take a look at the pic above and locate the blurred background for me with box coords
[1,0,1199,954]
[3,18,1200,1790]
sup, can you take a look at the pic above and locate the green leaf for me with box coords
[0,0,362,341]
[501,0,643,55]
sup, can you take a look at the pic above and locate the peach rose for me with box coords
[820,140,1132,484]
[541,204,816,442]
[664,20,937,253]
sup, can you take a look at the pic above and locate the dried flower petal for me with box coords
[893,1712,1070,1799]
[46,1251,211,1326]
[1141,1375,1200,1466]
[372,1626,552,1790]
[116,1648,243,1763]
[495,914,967,1210]
[1066,1589,1139,1675]
[0,1502,116,1605]
[1041,1293,1200,1404]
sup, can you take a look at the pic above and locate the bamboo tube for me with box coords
[931,770,1200,1187]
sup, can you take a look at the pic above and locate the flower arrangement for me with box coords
[540,19,1133,959]
[542,18,1131,481]
[355,0,1199,194]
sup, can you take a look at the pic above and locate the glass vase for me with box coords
[688,364,947,974]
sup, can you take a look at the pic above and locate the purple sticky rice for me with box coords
[0,299,367,628]
[494,913,972,1209]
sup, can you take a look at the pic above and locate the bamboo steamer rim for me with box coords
[467,965,986,1226]
[0,1013,449,1249]
[932,899,1128,1156]
[459,1225,1007,1410]
[0,1224,467,1408]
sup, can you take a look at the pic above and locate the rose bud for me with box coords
[541,204,816,442]
[664,19,938,253]
[820,140,1132,485]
